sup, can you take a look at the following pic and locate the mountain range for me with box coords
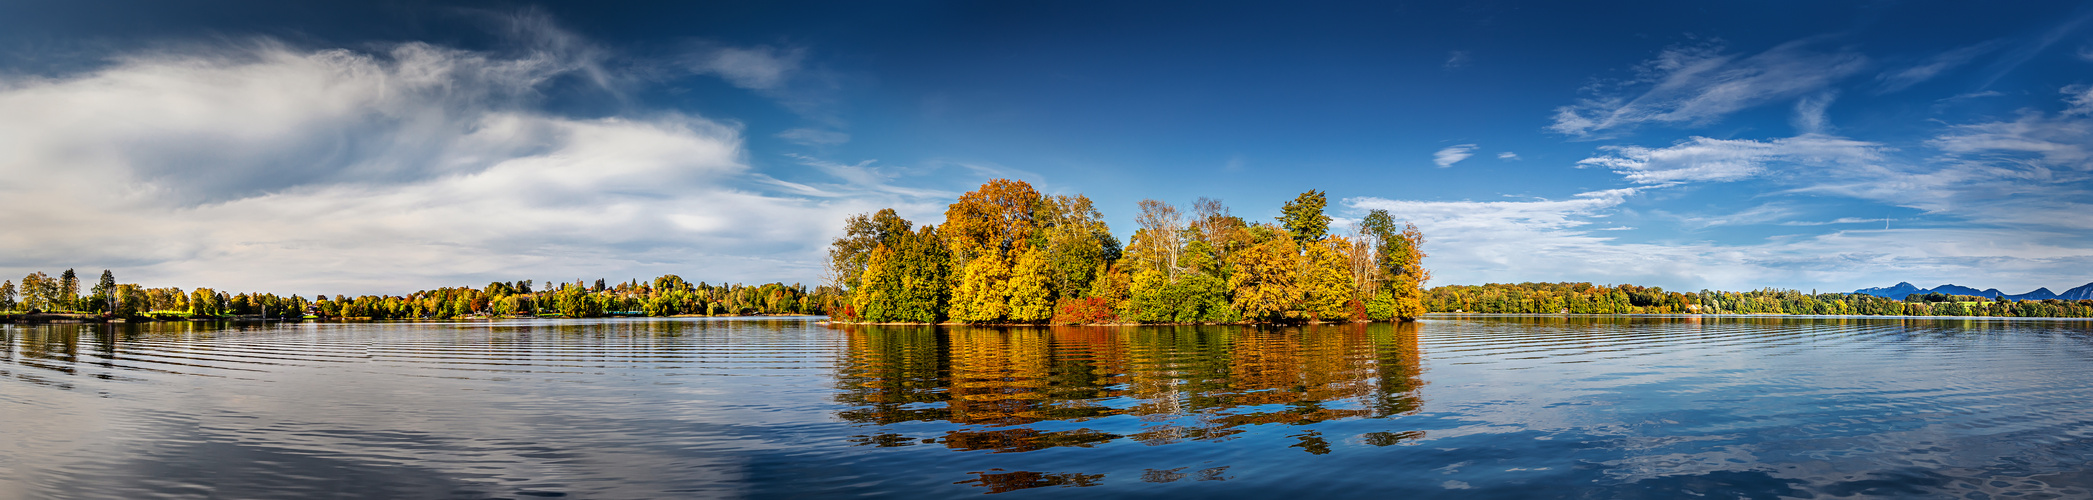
[1852,282,2093,301]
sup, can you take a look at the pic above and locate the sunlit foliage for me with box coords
[828,180,1432,324]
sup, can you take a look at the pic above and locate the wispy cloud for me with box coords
[1792,91,1837,134]
[1434,144,1478,167]
[1780,217,1891,226]
[683,43,804,90]
[1550,39,1867,137]
[1497,152,1520,161]
[1444,50,1472,70]
[1577,134,1885,186]
[777,127,849,145]
[1875,41,2001,93]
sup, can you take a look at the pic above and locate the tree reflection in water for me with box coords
[831,322,1426,456]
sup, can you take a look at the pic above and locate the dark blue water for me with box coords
[5,316,2093,498]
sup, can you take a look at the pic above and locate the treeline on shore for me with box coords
[826,179,1429,324]
[3,268,837,321]
[1428,282,2093,318]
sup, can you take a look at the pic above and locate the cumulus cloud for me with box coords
[1550,39,1867,137]
[1434,144,1478,167]
[0,30,937,294]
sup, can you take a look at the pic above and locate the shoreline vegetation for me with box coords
[823,179,1431,325]
[5,181,2088,325]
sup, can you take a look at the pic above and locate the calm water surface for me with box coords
[5,316,2093,498]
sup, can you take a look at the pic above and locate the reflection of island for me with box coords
[831,322,1425,454]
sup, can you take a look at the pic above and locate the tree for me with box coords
[1006,245,1055,323]
[1229,227,1303,321]
[1278,190,1331,244]
[1300,239,1357,321]
[949,252,1013,322]
[59,269,79,311]
[1034,195,1118,299]
[829,208,915,294]
[92,270,116,312]
[20,272,51,311]
[944,179,1043,322]
[943,179,1043,263]
[0,280,14,312]
[1189,197,1248,265]
[1132,199,1184,277]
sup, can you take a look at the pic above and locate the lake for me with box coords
[4,316,2093,498]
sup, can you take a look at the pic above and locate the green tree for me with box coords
[1278,190,1331,244]
[90,270,116,313]
[828,208,914,295]
[1034,195,1119,299]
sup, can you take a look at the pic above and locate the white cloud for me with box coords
[1345,190,2093,293]
[684,43,804,90]
[1780,217,1889,226]
[1876,42,2000,93]
[1360,85,2093,292]
[0,34,937,295]
[1577,134,1885,186]
[1434,144,1478,168]
[1550,39,1867,137]
[776,127,850,145]
[1444,50,1472,70]
[1791,91,1836,134]
[1497,152,1520,160]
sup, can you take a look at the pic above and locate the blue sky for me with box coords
[2,1,2091,295]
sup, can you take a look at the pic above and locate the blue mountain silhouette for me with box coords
[1852,282,2093,301]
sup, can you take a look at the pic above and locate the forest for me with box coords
[1427,282,2093,318]
[826,179,1431,324]
[1,268,834,320]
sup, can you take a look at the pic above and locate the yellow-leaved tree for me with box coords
[1006,245,1055,322]
[1229,226,1302,321]
[949,252,1013,322]
[943,179,1044,323]
[1300,238,1357,321]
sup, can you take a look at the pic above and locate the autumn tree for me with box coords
[1130,199,1184,278]
[0,280,14,312]
[1229,226,1303,321]
[943,179,1042,263]
[943,179,1044,322]
[1189,197,1248,265]
[19,272,51,311]
[59,269,79,311]
[1300,238,1357,321]
[1006,245,1055,322]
